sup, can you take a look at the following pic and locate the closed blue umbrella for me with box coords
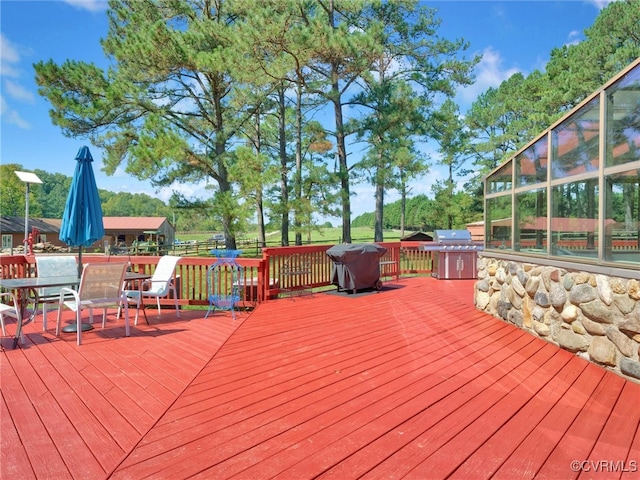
[60,146,105,277]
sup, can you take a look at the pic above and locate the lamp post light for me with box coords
[15,171,43,248]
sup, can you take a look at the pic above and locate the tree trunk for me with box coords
[219,176,237,250]
[374,149,384,242]
[278,87,290,246]
[332,93,351,243]
[400,184,406,239]
[254,113,266,249]
[295,83,303,245]
[374,182,384,242]
[328,1,351,243]
[256,189,266,248]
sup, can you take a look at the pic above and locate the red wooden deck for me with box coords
[1,276,638,479]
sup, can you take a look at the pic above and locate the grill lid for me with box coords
[433,229,472,244]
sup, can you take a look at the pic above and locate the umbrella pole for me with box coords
[62,246,94,333]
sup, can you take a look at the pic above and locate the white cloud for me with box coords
[0,33,19,63]
[350,184,376,218]
[565,30,582,47]
[106,173,211,204]
[4,79,35,103]
[0,33,22,78]
[0,62,20,78]
[0,34,33,129]
[587,0,617,9]
[457,47,521,109]
[110,165,129,178]
[0,95,31,129]
[6,110,31,129]
[62,0,108,12]
[158,182,210,202]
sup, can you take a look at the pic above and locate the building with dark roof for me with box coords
[401,231,433,242]
[0,216,175,252]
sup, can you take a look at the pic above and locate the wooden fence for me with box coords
[0,242,435,309]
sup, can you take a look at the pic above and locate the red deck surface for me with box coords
[1,276,639,479]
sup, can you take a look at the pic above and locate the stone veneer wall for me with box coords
[475,255,640,383]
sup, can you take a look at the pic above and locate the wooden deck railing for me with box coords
[0,254,32,279]
[399,241,435,275]
[260,241,434,298]
[0,242,435,307]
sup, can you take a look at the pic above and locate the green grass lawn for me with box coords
[177,226,408,246]
[170,226,413,258]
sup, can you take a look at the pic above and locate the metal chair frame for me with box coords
[120,255,181,325]
[56,262,129,346]
[205,258,243,321]
[34,255,78,330]
[0,292,23,344]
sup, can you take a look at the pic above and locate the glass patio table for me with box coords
[0,274,80,349]
[0,272,151,349]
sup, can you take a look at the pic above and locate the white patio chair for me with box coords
[35,255,78,331]
[0,292,23,344]
[56,262,129,346]
[120,255,181,325]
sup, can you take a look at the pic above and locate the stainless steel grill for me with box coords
[426,230,482,279]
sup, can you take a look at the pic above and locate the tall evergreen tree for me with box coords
[349,0,477,241]
[545,0,640,114]
[302,0,383,243]
[430,99,475,229]
[35,0,279,249]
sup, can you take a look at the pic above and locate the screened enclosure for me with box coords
[484,58,640,272]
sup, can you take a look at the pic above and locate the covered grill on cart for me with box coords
[425,230,482,279]
[326,243,387,293]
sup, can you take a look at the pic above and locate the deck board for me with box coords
[621,416,640,480]
[449,357,589,479]
[350,335,545,480]
[228,328,533,479]
[1,357,65,479]
[402,348,572,480]
[491,364,608,479]
[535,370,628,480]
[1,307,241,479]
[146,315,503,450]
[1,276,639,479]
[581,380,640,480]
[179,335,526,478]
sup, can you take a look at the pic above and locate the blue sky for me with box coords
[0,0,614,220]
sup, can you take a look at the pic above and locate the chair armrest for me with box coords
[124,278,153,293]
[58,287,80,303]
[0,292,20,311]
[142,279,173,294]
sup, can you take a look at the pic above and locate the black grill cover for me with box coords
[326,243,387,292]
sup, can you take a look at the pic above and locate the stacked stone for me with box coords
[475,256,640,383]
[1,242,68,255]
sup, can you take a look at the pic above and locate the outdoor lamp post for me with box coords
[15,171,43,248]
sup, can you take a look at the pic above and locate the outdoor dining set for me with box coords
[0,242,398,349]
[1,137,394,349]
[0,254,182,348]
